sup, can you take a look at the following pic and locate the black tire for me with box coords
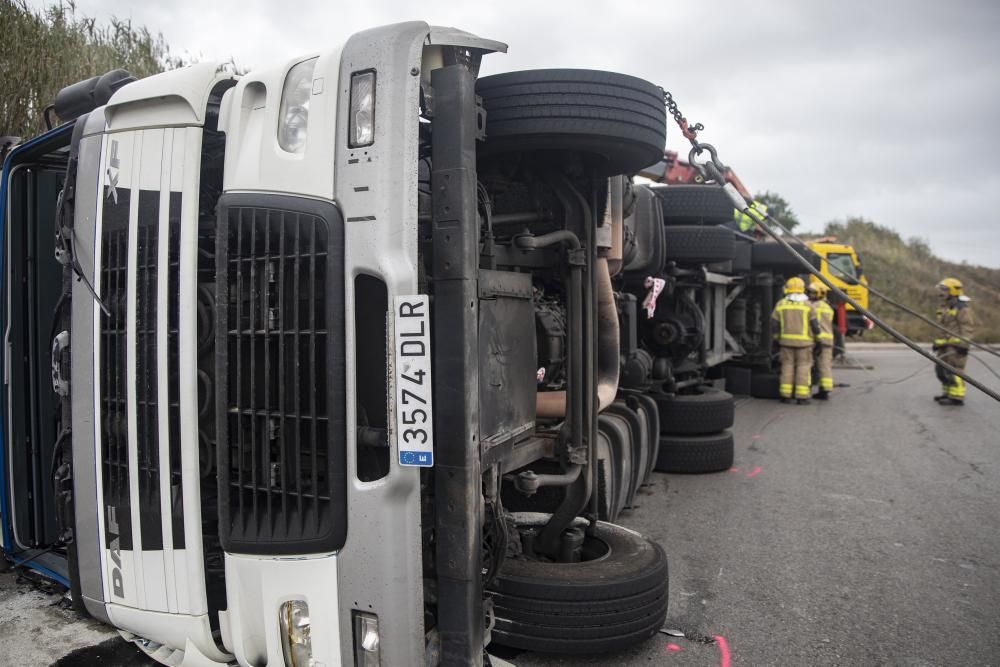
[655,431,735,473]
[494,596,668,639]
[594,438,616,522]
[628,392,661,486]
[489,522,669,654]
[663,225,735,264]
[495,589,668,628]
[476,69,667,175]
[603,403,646,510]
[491,613,667,655]
[751,240,819,275]
[722,365,752,396]
[750,370,781,399]
[733,238,753,273]
[655,387,735,435]
[727,298,747,334]
[492,579,665,617]
[490,522,668,601]
[622,185,665,277]
[598,413,633,520]
[653,184,734,225]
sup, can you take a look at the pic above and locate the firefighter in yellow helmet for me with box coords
[933,278,975,406]
[771,276,819,404]
[807,280,835,399]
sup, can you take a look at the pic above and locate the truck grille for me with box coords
[99,191,186,552]
[99,208,133,550]
[216,196,346,555]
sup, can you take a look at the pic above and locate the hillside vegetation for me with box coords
[1,0,186,138]
[813,218,1000,343]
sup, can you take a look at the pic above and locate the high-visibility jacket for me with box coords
[771,295,817,348]
[934,299,974,350]
[733,200,768,232]
[810,298,835,347]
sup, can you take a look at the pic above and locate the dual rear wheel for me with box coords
[655,387,736,473]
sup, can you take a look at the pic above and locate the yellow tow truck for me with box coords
[807,237,871,336]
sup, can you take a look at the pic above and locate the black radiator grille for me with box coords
[217,196,346,554]
[167,193,185,548]
[135,194,162,549]
[100,195,132,550]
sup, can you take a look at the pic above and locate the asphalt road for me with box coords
[2,345,998,666]
[516,345,1000,666]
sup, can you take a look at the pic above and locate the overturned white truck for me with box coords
[0,20,758,666]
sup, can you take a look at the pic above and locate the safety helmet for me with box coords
[807,280,829,297]
[784,276,805,294]
[936,277,963,297]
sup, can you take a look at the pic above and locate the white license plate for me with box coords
[393,295,434,467]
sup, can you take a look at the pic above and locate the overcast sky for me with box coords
[31,0,1000,266]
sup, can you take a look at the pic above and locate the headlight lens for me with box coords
[349,71,376,147]
[279,600,313,667]
[352,611,381,666]
[278,58,318,154]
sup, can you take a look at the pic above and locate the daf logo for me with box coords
[105,139,121,205]
[106,506,125,599]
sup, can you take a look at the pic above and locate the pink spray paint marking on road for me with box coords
[729,467,741,473]
[665,643,683,652]
[715,635,732,667]
[745,466,762,478]
[752,434,763,440]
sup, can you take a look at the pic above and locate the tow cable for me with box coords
[846,277,998,359]
[658,90,1000,403]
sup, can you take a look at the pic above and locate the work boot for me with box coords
[797,398,811,405]
[780,397,793,404]
[938,397,964,406]
[933,395,948,403]
[815,390,830,400]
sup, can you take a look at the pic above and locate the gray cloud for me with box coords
[29,0,1000,266]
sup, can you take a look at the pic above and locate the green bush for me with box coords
[1,0,187,138]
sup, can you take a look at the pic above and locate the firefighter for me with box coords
[807,280,835,399]
[933,278,975,406]
[733,199,768,233]
[771,276,818,404]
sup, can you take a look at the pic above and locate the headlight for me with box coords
[278,58,318,154]
[352,611,381,666]
[279,600,313,667]
[349,71,376,147]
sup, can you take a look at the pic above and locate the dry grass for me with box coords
[1,0,187,138]
[816,218,1000,343]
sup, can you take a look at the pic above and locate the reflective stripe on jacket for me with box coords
[771,296,816,348]
[934,301,975,349]
[811,299,835,346]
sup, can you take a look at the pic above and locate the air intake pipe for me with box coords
[54,69,135,123]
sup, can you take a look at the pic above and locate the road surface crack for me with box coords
[936,446,985,476]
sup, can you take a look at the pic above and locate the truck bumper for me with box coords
[220,552,344,666]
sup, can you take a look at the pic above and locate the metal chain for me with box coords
[662,90,704,144]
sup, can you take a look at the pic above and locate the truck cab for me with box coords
[3,21,681,666]
[807,238,870,335]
